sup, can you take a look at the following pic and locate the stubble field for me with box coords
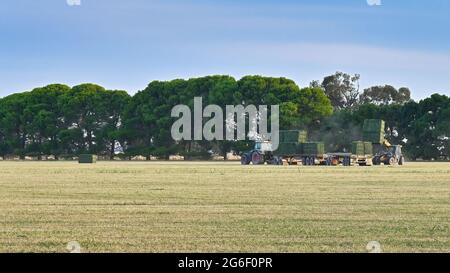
[0,161,449,253]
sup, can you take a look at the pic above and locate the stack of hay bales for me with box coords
[303,142,325,155]
[275,130,307,155]
[363,119,385,144]
[352,141,365,156]
[280,130,308,143]
[352,141,374,155]
[78,154,97,164]
[276,143,302,155]
[364,141,373,155]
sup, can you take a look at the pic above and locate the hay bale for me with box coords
[363,131,385,144]
[297,143,304,154]
[352,141,365,155]
[363,120,385,144]
[303,142,325,155]
[279,130,308,143]
[364,142,373,155]
[78,154,97,164]
[363,119,385,133]
[275,143,299,155]
[298,131,308,143]
[352,141,374,155]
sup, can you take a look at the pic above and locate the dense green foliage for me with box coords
[0,74,449,160]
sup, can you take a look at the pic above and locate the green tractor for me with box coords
[241,141,283,165]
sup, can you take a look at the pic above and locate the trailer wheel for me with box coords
[277,157,284,165]
[343,157,351,166]
[269,157,280,165]
[304,157,310,166]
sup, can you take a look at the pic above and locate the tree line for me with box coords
[0,73,449,160]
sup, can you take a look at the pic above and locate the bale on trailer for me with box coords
[279,130,308,143]
[363,119,385,144]
[352,141,365,156]
[363,119,385,132]
[364,142,373,155]
[303,142,325,155]
[363,131,385,144]
[78,154,97,164]
[275,143,303,155]
[352,141,373,156]
[298,131,308,143]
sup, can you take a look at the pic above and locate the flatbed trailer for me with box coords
[278,152,373,166]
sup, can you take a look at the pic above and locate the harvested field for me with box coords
[0,161,449,253]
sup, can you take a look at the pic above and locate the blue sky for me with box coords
[1,0,449,99]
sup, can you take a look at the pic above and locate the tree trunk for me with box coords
[110,141,115,160]
[20,133,26,160]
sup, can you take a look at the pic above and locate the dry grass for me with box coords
[0,161,450,253]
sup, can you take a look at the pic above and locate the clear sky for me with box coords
[1,0,449,99]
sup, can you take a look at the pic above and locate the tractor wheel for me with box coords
[251,151,263,165]
[372,157,380,166]
[240,154,250,165]
[399,156,404,166]
[388,157,397,166]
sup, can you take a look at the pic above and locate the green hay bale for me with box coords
[298,131,308,143]
[274,143,304,155]
[303,142,325,155]
[364,142,373,155]
[363,119,385,134]
[297,143,304,154]
[275,143,298,155]
[363,131,385,144]
[352,141,365,156]
[279,130,308,143]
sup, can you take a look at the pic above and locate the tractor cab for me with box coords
[254,141,273,153]
[389,145,402,157]
[240,140,282,165]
